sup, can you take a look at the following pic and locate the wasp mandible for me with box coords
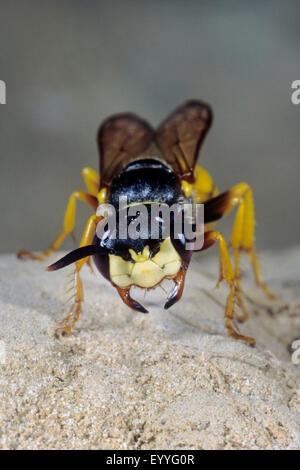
[18,100,276,344]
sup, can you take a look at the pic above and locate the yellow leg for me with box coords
[204,182,276,301]
[229,198,250,322]
[56,214,101,335]
[18,190,97,261]
[193,165,219,202]
[182,165,219,231]
[203,231,255,345]
[228,183,277,300]
[81,167,100,196]
[182,165,218,201]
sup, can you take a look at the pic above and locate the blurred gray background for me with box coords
[0,0,299,254]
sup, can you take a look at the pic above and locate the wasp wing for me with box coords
[155,100,213,183]
[97,113,154,188]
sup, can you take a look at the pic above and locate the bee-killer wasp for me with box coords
[18,100,276,344]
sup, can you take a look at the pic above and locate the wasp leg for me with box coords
[164,265,188,309]
[55,214,101,335]
[182,165,218,203]
[200,230,255,345]
[81,166,100,196]
[204,182,277,303]
[81,167,101,275]
[18,190,98,261]
[115,286,148,314]
[86,257,95,273]
[56,263,83,335]
[182,165,219,231]
[193,165,219,202]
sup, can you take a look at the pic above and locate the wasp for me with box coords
[18,100,276,344]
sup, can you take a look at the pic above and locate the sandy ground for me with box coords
[0,248,299,450]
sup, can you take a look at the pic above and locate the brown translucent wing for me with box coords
[155,100,213,183]
[97,113,154,188]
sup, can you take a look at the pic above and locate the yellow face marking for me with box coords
[130,260,164,288]
[151,238,181,268]
[109,238,182,288]
[129,245,150,263]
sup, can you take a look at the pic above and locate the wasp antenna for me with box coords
[47,245,106,271]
